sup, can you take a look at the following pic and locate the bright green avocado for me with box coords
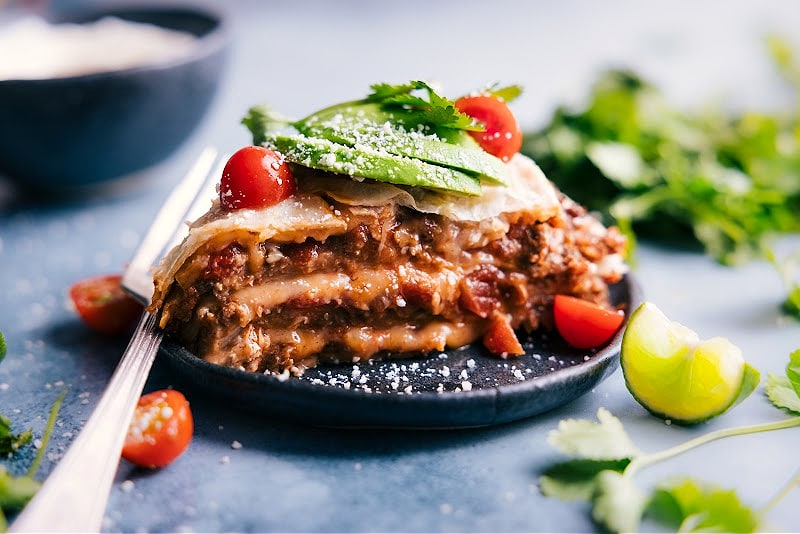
[295,103,508,185]
[266,133,482,196]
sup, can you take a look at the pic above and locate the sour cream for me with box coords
[0,16,198,80]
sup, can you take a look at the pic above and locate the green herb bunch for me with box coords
[522,36,800,316]
[0,332,63,531]
[540,349,800,532]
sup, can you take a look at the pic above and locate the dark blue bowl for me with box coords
[0,4,229,191]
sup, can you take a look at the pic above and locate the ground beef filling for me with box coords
[158,197,625,374]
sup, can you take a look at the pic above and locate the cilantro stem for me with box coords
[760,467,800,515]
[625,416,800,478]
[26,390,66,479]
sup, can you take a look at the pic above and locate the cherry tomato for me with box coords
[69,274,143,336]
[122,389,193,468]
[219,145,296,211]
[454,94,523,162]
[554,295,625,349]
[483,313,525,357]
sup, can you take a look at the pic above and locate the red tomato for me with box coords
[554,295,625,349]
[483,313,525,357]
[454,95,523,162]
[69,274,143,336]
[219,146,296,211]
[122,389,193,468]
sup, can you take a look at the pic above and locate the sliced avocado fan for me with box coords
[246,81,521,195]
[295,103,508,186]
[267,134,482,196]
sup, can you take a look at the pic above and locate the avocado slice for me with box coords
[266,133,482,196]
[295,103,508,185]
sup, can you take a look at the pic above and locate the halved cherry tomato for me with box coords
[219,145,296,211]
[69,274,143,336]
[122,389,193,468]
[483,312,525,357]
[454,94,523,162]
[554,295,625,349]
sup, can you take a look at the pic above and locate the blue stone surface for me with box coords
[0,1,798,532]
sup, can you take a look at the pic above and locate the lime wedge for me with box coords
[620,302,760,424]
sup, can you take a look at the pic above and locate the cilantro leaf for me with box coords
[0,414,32,455]
[646,486,685,528]
[366,80,481,131]
[591,470,649,534]
[241,105,294,145]
[585,141,656,189]
[767,247,800,320]
[788,349,800,397]
[0,332,5,362]
[0,468,40,531]
[0,468,39,511]
[767,34,800,87]
[366,82,417,101]
[647,479,760,533]
[784,286,800,319]
[485,84,523,103]
[766,350,800,413]
[765,372,800,414]
[539,458,630,502]
[546,408,640,460]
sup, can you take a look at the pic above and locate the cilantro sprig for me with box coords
[0,334,28,455]
[522,36,800,316]
[0,332,65,531]
[540,350,800,533]
[365,80,481,131]
[0,390,64,531]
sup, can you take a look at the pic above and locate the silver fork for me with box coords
[10,148,224,533]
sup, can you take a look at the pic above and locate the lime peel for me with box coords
[621,301,760,424]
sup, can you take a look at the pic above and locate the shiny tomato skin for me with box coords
[122,389,193,468]
[483,313,525,357]
[219,146,296,211]
[554,295,625,349]
[454,95,523,162]
[69,274,143,336]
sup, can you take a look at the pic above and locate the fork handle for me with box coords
[10,313,163,533]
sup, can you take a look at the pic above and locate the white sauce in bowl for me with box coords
[0,16,198,80]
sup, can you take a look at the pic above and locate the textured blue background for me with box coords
[1,1,799,531]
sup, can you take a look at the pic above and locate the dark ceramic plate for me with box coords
[160,274,641,428]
